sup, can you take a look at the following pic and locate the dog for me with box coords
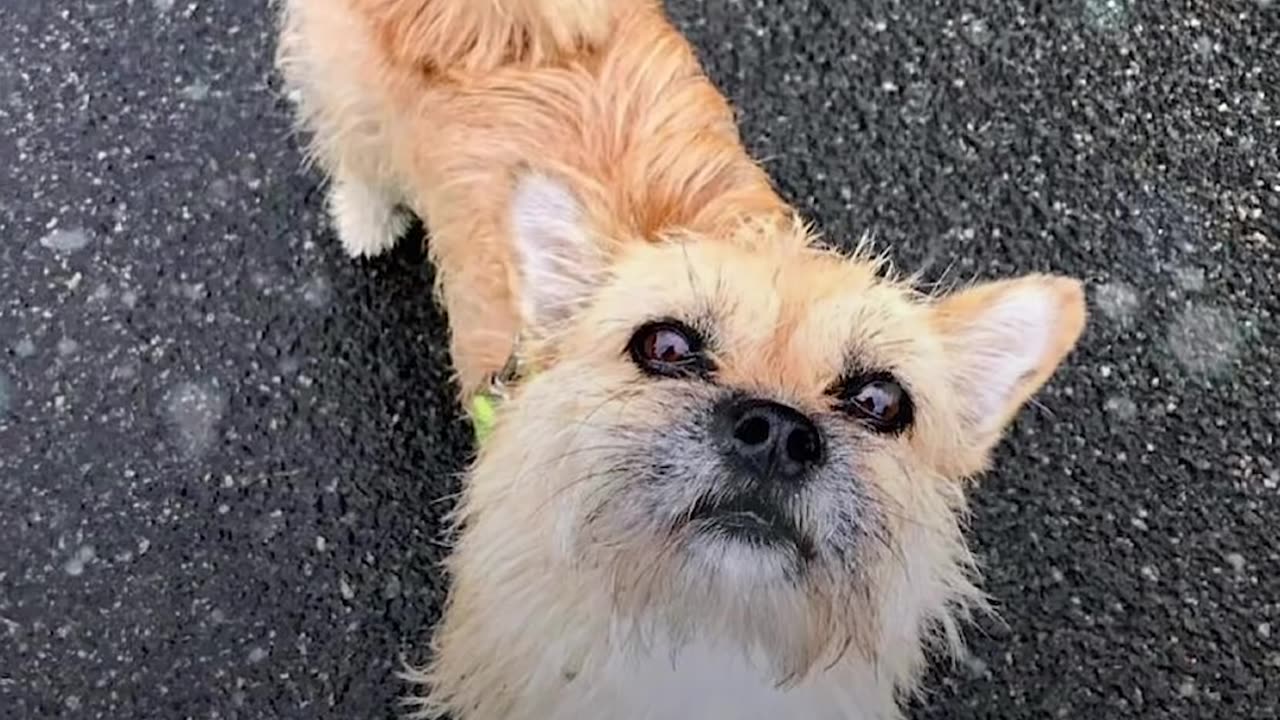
[275,1,1088,718]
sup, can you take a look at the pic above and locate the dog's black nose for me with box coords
[716,397,824,482]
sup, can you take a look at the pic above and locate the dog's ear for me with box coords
[510,172,605,330]
[931,274,1087,458]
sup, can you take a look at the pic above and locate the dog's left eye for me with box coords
[834,373,914,434]
[628,321,711,378]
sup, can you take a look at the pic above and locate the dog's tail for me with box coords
[353,0,633,73]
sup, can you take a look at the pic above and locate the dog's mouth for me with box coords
[686,492,813,559]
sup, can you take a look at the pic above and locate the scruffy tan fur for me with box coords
[277,0,785,395]
[275,2,1088,718]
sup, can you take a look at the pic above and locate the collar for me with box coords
[468,350,524,446]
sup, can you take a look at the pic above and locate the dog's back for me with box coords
[348,0,619,71]
[276,0,786,393]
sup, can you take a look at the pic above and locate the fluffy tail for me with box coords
[351,0,631,73]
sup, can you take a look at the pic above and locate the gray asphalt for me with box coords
[1,0,1277,718]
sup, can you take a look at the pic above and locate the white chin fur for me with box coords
[684,534,802,587]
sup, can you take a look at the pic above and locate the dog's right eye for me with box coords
[627,321,712,378]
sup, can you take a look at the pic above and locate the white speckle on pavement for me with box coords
[961,650,989,678]
[182,282,207,301]
[64,544,97,576]
[111,360,139,381]
[254,510,285,543]
[339,577,354,600]
[1167,304,1241,376]
[247,646,268,664]
[1083,0,1132,32]
[250,272,275,293]
[14,338,36,358]
[277,356,301,377]
[152,0,175,12]
[180,80,210,102]
[208,178,235,204]
[1173,266,1206,292]
[301,274,332,308]
[0,372,11,415]
[1226,552,1246,572]
[1094,282,1140,323]
[164,381,227,458]
[382,574,402,600]
[56,338,79,356]
[39,227,91,253]
[1104,395,1138,421]
[963,16,992,45]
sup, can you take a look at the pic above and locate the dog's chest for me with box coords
[549,638,888,720]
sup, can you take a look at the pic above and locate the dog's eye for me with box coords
[836,375,913,433]
[643,326,691,363]
[628,321,711,378]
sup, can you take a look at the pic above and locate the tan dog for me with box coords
[275,1,1087,718]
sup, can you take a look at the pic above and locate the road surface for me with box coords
[1,0,1277,717]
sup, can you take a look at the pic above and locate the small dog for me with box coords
[276,1,1087,718]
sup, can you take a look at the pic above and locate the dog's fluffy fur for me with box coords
[276,2,1088,718]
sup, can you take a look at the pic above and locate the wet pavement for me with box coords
[1,1,1277,718]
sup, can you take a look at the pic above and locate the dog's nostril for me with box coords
[785,427,821,465]
[734,415,771,447]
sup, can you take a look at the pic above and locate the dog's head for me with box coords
[472,173,1086,681]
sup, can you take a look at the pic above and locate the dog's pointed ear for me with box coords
[931,274,1087,456]
[510,173,605,330]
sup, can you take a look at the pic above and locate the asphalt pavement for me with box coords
[1,0,1277,718]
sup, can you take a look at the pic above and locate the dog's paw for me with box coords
[327,180,411,259]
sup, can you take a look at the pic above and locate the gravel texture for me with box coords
[1,0,1277,718]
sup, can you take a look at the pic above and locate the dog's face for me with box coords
[488,175,1086,678]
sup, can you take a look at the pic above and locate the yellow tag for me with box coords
[470,392,499,445]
